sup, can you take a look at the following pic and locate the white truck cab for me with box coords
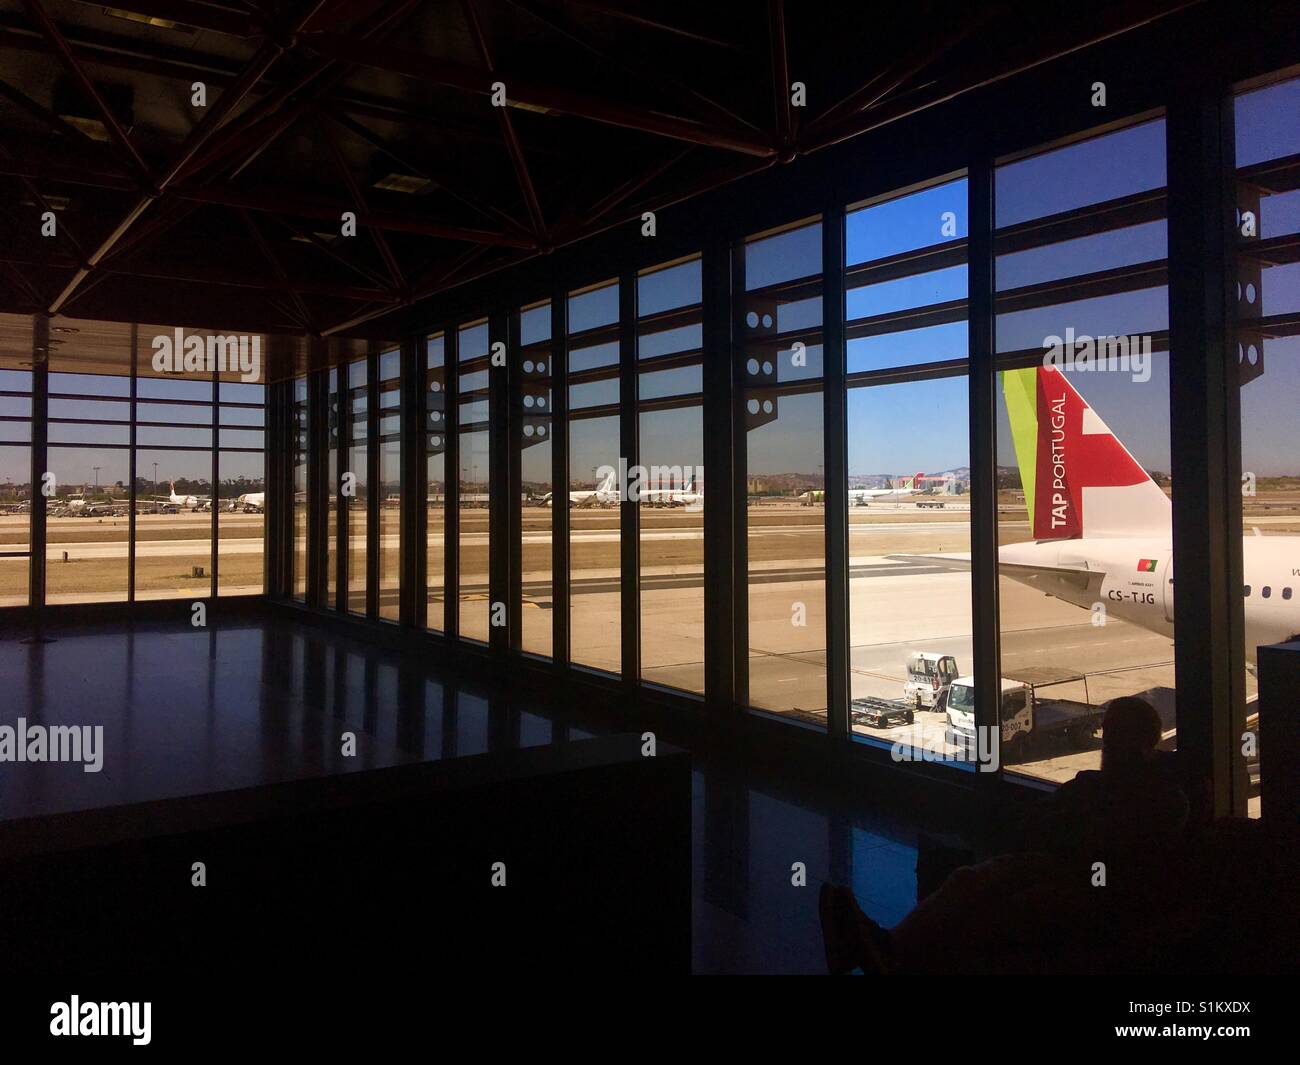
[945,676,1033,747]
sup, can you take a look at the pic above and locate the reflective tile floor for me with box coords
[1,617,968,974]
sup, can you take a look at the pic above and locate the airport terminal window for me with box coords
[994,115,1174,783]
[568,279,621,675]
[217,380,265,597]
[292,374,309,602]
[378,348,401,621]
[517,301,552,658]
[345,358,367,613]
[135,371,214,601]
[458,319,491,642]
[1232,69,1300,817]
[426,332,446,632]
[739,219,826,723]
[326,366,339,606]
[842,176,972,761]
[0,358,32,607]
[46,365,130,604]
[637,255,704,694]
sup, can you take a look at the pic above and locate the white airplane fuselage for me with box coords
[1000,535,1300,663]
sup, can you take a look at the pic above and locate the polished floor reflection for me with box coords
[2,617,968,974]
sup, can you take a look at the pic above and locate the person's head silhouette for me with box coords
[1101,696,1163,770]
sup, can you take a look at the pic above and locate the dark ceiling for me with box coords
[0,0,1205,340]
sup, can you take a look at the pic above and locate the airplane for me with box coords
[640,474,703,508]
[236,491,265,513]
[540,469,619,508]
[800,473,925,505]
[902,366,1300,664]
[848,472,925,506]
[143,482,210,511]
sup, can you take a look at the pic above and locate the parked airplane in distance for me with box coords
[540,469,619,508]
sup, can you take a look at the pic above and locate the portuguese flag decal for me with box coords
[1137,558,1158,572]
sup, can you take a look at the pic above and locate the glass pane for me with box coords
[217,402,264,599]
[458,321,490,642]
[426,335,446,631]
[46,446,129,603]
[995,118,1173,784]
[0,367,31,607]
[519,303,553,657]
[0,441,30,607]
[346,359,367,613]
[741,221,825,722]
[1234,73,1300,817]
[326,367,339,606]
[136,448,212,599]
[844,178,973,762]
[378,349,401,621]
[569,280,620,674]
[293,375,309,601]
[847,378,970,757]
[638,257,704,693]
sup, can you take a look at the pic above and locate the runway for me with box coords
[4,499,1269,785]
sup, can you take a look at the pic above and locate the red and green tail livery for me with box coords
[1001,366,1170,540]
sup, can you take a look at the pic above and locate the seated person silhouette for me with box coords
[820,696,1188,974]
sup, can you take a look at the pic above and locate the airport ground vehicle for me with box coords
[903,652,959,708]
[916,498,946,508]
[944,668,1104,758]
[852,652,960,728]
[850,697,915,729]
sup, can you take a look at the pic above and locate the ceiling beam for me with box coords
[268,212,395,292]
[320,116,405,292]
[68,0,262,38]
[561,1,747,54]
[0,153,533,248]
[238,208,316,331]
[0,249,395,303]
[805,5,1000,133]
[38,0,348,314]
[0,15,546,154]
[45,31,287,313]
[798,0,1202,154]
[301,30,777,157]
[552,145,691,239]
[0,74,129,173]
[461,0,546,242]
[768,0,791,150]
[325,111,530,236]
[502,0,760,134]
[170,0,419,185]
[21,0,151,182]
[327,151,778,334]
[172,183,537,247]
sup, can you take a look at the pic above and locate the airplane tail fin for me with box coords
[1001,366,1169,540]
[598,469,618,493]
